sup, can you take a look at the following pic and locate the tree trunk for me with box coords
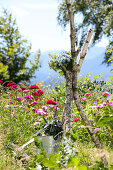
[65,70,73,132]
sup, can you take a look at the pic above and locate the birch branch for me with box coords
[78,29,93,74]
[65,0,76,59]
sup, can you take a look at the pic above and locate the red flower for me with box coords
[9,94,14,97]
[29,85,39,90]
[46,100,57,105]
[33,90,44,96]
[0,80,3,84]
[7,82,16,87]
[20,87,26,90]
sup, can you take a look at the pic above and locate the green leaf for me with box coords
[58,71,64,76]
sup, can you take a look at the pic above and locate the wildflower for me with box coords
[108,101,113,106]
[24,95,32,99]
[7,82,16,87]
[46,100,57,105]
[12,85,17,88]
[41,105,48,111]
[96,105,103,109]
[11,112,17,115]
[73,118,80,122]
[102,102,107,106]
[33,90,44,96]
[29,101,38,106]
[23,90,30,93]
[29,85,39,90]
[8,101,13,105]
[20,87,26,90]
[48,104,56,109]
[85,93,93,97]
[37,109,47,116]
[102,92,109,96]
[96,98,99,101]
[17,98,23,101]
[9,94,14,97]
[95,128,100,131]
[89,119,93,122]
[0,80,3,84]
[107,129,112,131]
[81,97,87,101]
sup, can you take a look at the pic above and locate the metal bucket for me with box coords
[35,136,61,158]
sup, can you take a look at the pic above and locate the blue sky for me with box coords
[0,0,109,53]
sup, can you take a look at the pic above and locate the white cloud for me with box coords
[23,2,58,9]
[95,37,109,47]
[11,6,29,17]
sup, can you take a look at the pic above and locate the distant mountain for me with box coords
[30,46,112,85]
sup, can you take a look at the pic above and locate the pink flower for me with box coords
[37,109,47,116]
[49,105,56,109]
[29,101,38,106]
[85,93,93,97]
[0,80,3,84]
[17,98,23,101]
[102,92,109,96]
[24,95,32,99]
[108,101,113,106]
[46,100,57,105]
[41,105,48,111]
[11,112,17,115]
[12,85,17,88]
[29,85,39,90]
[8,101,13,105]
[102,102,107,106]
[107,129,112,131]
[73,118,80,122]
[89,119,93,122]
[95,128,100,131]
[23,90,30,93]
[81,97,87,101]
[96,98,99,101]
[96,105,103,109]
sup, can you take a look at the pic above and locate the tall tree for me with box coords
[65,0,108,167]
[57,0,113,65]
[0,9,40,83]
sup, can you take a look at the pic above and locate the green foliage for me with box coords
[57,0,113,65]
[0,75,113,169]
[0,62,9,79]
[0,9,41,83]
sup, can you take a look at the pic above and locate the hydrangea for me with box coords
[49,51,72,71]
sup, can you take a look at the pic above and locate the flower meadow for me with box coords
[0,74,113,169]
